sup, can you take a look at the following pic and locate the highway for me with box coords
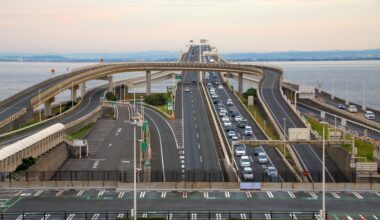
[181,45,224,180]
[260,70,344,182]
[0,87,106,147]
[0,188,379,219]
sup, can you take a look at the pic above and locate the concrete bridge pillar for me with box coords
[80,82,86,97]
[107,76,113,92]
[44,97,55,117]
[146,70,151,95]
[238,72,243,96]
[70,85,79,103]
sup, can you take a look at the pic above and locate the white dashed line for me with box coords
[353,192,363,199]
[289,213,297,220]
[204,192,209,198]
[139,191,146,198]
[161,191,167,198]
[118,191,125,199]
[191,213,197,220]
[66,214,75,220]
[108,143,112,148]
[309,192,318,199]
[42,214,51,220]
[359,215,366,220]
[265,213,271,219]
[288,191,295,199]
[240,213,247,219]
[56,190,64,197]
[267,191,274,198]
[77,189,85,196]
[117,214,124,219]
[91,213,100,220]
[373,215,378,220]
[346,215,353,220]
[200,156,203,163]
[245,191,252,198]
[198,143,201,149]
[97,189,106,197]
[225,191,230,198]
[182,191,187,198]
[34,190,43,197]
[330,192,340,199]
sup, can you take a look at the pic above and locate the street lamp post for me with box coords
[321,126,326,219]
[38,89,42,122]
[59,84,62,114]
[133,121,137,220]
[282,118,286,156]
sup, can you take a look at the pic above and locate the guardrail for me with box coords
[0,107,27,129]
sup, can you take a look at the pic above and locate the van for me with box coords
[348,105,358,113]
[364,111,375,120]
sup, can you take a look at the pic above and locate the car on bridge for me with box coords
[337,104,346,109]
[244,126,253,136]
[267,165,279,179]
[184,87,190,92]
[258,152,268,164]
[240,156,251,167]
[254,147,264,156]
[348,105,358,113]
[235,145,246,156]
[227,99,233,105]
[242,167,254,180]
[364,111,375,120]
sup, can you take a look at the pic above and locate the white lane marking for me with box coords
[117,214,124,219]
[139,191,146,198]
[267,191,274,198]
[161,191,167,198]
[246,191,252,198]
[200,156,203,163]
[118,191,125,199]
[288,191,295,199]
[289,213,297,220]
[249,156,254,162]
[314,214,322,220]
[353,192,363,199]
[15,190,23,196]
[196,132,199,138]
[373,215,378,220]
[309,192,318,199]
[191,213,197,220]
[66,214,75,220]
[216,213,222,220]
[108,143,112,148]
[204,192,209,198]
[169,213,173,220]
[265,213,271,220]
[376,192,380,197]
[183,191,187,198]
[347,216,353,220]
[56,190,64,197]
[41,214,50,220]
[198,143,201,149]
[97,189,106,197]
[115,132,119,136]
[34,190,43,197]
[359,215,366,220]
[331,192,340,199]
[225,191,230,198]
[142,213,148,218]
[77,189,85,196]
[240,213,247,219]
[16,215,23,220]
[91,213,100,220]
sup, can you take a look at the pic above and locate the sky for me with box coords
[0,0,379,53]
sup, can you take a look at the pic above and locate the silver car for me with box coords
[243,167,254,180]
[258,152,268,164]
[235,145,246,156]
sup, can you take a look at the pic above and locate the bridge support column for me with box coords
[238,72,243,96]
[80,82,86,97]
[107,76,113,92]
[70,85,79,103]
[146,70,151,95]
[44,97,55,117]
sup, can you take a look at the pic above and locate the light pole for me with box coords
[38,89,42,122]
[71,82,74,108]
[59,84,62,114]
[321,126,326,219]
[133,120,137,220]
[362,81,366,111]
[282,118,286,156]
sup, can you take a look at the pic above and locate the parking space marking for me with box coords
[346,215,353,220]
[42,214,51,220]
[16,215,23,220]
[118,191,125,199]
[376,192,380,197]
[373,215,378,220]
[66,214,75,220]
[91,213,100,220]
[309,192,318,199]
[225,191,230,198]
[183,191,187,198]
[216,213,222,220]
[161,191,167,198]
[353,192,363,199]
[15,190,23,197]
[288,191,296,199]
[266,191,274,198]
[169,213,173,220]
[359,215,366,220]
[240,213,247,219]
[97,189,106,197]
[204,192,209,198]
[56,190,64,197]
[289,213,297,220]
[34,190,43,197]
[330,192,340,199]
[246,191,252,198]
[140,191,146,198]
[265,213,271,219]
[200,156,203,163]
[191,213,197,220]
[117,214,124,219]
[77,189,85,196]
[314,214,322,220]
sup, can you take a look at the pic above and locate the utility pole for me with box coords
[38,89,42,122]
[321,126,326,219]
[59,84,62,114]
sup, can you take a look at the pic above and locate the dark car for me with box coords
[230,111,239,118]
[213,99,219,104]
[337,104,346,109]
[254,147,264,156]
[192,79,197,83]
[225,125,234,132]
[237,119,248,128]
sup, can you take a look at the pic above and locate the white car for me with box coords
[231,135,239,141]
[243,167,254,180]
[235,145,246,156]
[184,87,190,92]
[227,130,236,138]
[223,121,232,127]
[258,152,268,164]
[218,85,223,89]
[364,111,375,120]
[221,115,230,122]
[209,87,215,93]
[347,105,358,113]
[226,99,233,105]
[211,94,218,99]
[235,116,243,122]
[240,156,251,167]
[266,166,278,178]
[219,111,227,117]
[244,126,253,136]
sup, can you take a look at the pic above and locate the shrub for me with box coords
[106,92,117,101]
[144,94,168,106]
[15,157,36,172]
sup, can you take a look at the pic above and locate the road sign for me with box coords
[142,120,148,132]
[175,74,182,80]
[167,86,175,93]
[141,142,147,151]
[248,96,254,106]
[168,99,173,111]
[288,128,310,140]
[144,160,151,168]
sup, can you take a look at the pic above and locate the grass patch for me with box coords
[157,105,171,116]
[14,119,39,131]
[67,122,96,140]
[246,105,277,140]
[307,116,374,161]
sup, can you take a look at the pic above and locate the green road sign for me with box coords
[141,142,147,151]
[175,74,182,80]
[167,86,175,93]
[142,120,148,132]
[144,160,151,168]
[168,99,173,111]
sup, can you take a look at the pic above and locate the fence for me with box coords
[0,170,378,183]
[0,210,326,220]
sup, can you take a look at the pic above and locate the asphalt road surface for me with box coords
[260,70,344,182]
[0,188,379,218]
